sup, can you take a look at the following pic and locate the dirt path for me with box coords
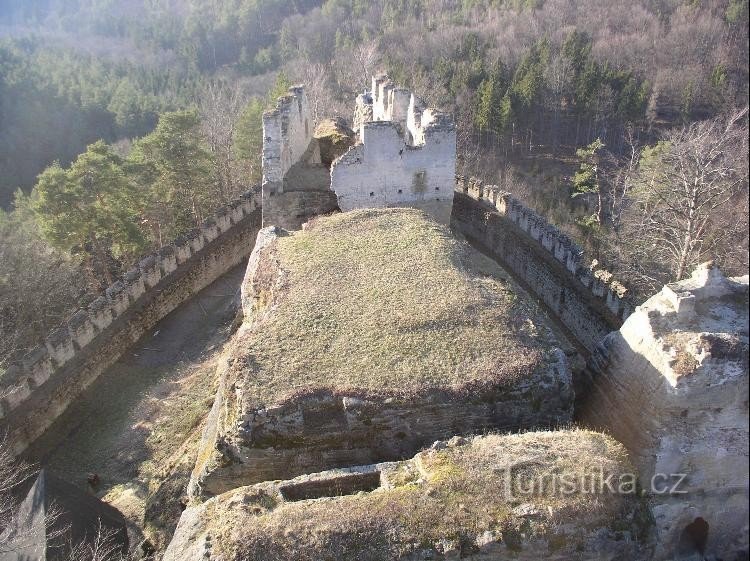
[24,264,247,547]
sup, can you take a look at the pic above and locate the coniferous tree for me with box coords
[31,141,146,287]
[128,110,216,242]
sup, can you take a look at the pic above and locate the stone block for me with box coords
[229,199,244,223]
[23,345,54,388]
[68,309,97,349]
[158,245,178,275]
[3,377,32,410]
[45,326,75,366]
[105,281,130,317]
[139,254,162,288]
[215,206,232,233]
[123,268,145,301]
[201,218,219,243]
[88,296,114,330]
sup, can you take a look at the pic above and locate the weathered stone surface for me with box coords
[331,76,456,225]
[314,117,355,167]
[579,263,749,560]
[189,209,573,498]
[261,87,338,230]
[167,430,652,561]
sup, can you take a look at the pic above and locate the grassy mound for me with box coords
[235,208,558,406]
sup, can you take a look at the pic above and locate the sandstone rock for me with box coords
[314,117,355,167]
[167,430,651,561]
[579,264,749,560]
[189,209,574,498]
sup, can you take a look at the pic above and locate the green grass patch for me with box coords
[235,209,555,406]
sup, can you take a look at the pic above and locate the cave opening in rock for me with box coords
[677,517,709,557]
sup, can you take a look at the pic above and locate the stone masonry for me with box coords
[331,75,457,224]
[579,263,749,560]
[261,87,338,230]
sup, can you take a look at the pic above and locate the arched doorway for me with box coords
[676,517,709,558]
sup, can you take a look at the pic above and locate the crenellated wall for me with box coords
[0,190,262,453]
[331,75,456,225]
[451,176,632,353]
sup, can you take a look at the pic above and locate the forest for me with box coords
[0,0,748,371]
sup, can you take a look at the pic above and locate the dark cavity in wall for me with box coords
[412,170,427,194]
[677,517,709,557]
[279,471,382,502]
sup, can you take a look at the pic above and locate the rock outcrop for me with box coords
[580,263,749,560]
[167,430,651,561]
[189,209,574,498]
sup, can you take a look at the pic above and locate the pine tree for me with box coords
[128,110,216,241]
[572,138,606,225]
[31,141,146,286]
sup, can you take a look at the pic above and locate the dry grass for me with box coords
[205,429,642,560]
[232,208,557,406]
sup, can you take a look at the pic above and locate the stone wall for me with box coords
[451,176,632,353]
[0,190,262,453]
[262,86,315,186]
[261,86,338,230]
[578,264,749,560]
[331,76,456,224]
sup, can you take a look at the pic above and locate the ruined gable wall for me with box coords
[261,87,337,230]
[331,120,456,224]
[0,192,262,453]
[451,177,632,353]
[262,87,315,188]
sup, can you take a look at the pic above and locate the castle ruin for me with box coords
[2,77,747,561]
[261,75,456,228]
[330,75,457,224]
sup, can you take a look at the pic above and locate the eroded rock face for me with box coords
[579,264,749,560]
[314,117,355,168]
[189,211,574,498]
[167,431,652,561]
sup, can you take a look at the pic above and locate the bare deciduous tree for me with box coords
[625,107,749,282]
[199,80,250,200]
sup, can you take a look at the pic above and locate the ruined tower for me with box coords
[330,75,457,225]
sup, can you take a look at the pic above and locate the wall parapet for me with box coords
[0,188,262,452]
[453,176,633,352]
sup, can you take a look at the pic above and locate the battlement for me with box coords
[331,75,456,224]
[452,176,633,353]
[0,189,262,452]
[456,176,633,322]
